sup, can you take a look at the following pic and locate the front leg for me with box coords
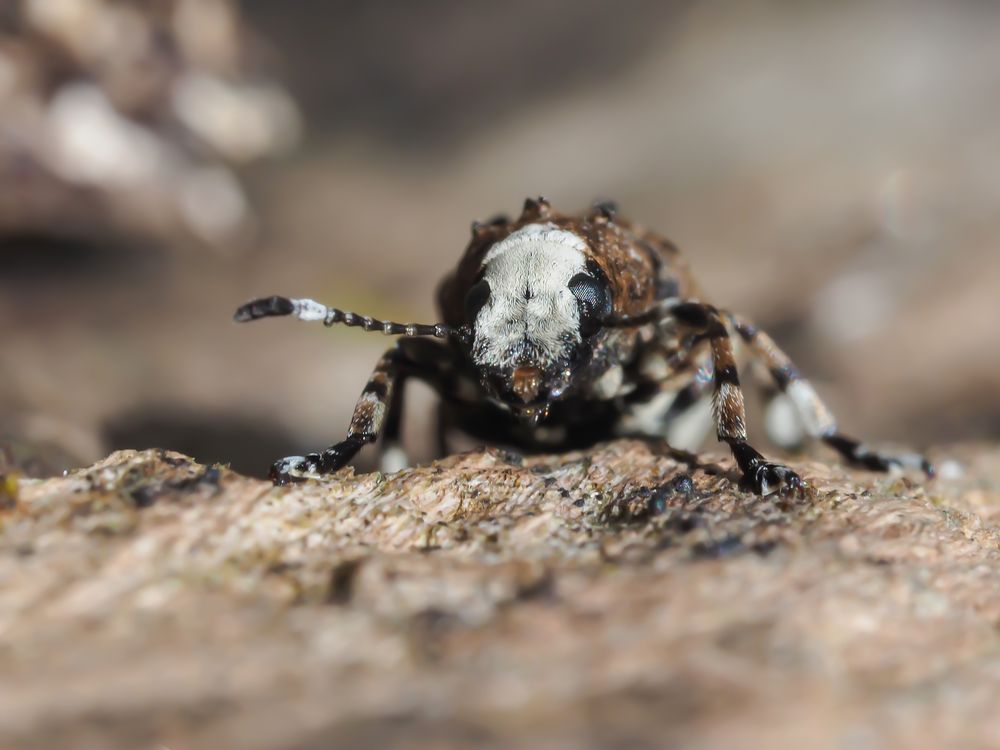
[270,347,400,484]
[271,340,452,485]
[671,302,805,496]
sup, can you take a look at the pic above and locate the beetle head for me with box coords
[462,223,612,424]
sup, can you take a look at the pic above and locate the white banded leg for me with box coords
[268,338,458,485]
[729,314,934,476]
[270,347,402,484]
[668,302,805,495]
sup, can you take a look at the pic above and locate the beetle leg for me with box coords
[378,339,456,473]
[622,342,715,451]
[728,314,934,476]
[270,339,453,485]
[434,400,453,458]
[669,302,805,496]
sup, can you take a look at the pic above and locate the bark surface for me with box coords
[2,444,998,749]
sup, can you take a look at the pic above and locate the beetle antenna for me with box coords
[234,296,455,339]
[603,303,669,328]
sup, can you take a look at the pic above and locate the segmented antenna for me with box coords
[234,296,454,339]
[604,299,691,328]
[604,306,668,328]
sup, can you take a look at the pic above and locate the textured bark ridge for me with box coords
[2,444,999,749]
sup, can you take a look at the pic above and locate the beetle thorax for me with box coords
[471,223,588,370]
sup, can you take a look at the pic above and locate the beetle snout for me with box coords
[511,366,541,403]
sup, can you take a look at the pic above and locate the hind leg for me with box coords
[728,314,934,476]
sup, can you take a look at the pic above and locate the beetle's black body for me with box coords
[236,197,933,493]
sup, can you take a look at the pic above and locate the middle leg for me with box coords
[620,338,716,451]
[669,302,805,495]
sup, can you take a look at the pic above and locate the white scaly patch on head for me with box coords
[473,223,588,368]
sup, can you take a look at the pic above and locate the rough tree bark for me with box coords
[1,443,998,749]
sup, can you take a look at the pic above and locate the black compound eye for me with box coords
[568,271,612,336]
[464,278,491,323]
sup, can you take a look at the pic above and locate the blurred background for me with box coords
[2,0,998,478]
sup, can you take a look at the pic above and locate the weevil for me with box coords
[235,197,934,493]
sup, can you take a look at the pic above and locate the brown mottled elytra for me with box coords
[235,197,934,492]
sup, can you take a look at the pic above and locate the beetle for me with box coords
[235,197,934,493]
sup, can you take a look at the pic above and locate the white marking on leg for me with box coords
[366,393,386,426]
[591,365,624,399]
[937,460,964,480]
[716,382,748,440]
[619,389,713,452]
[785,380,836,437]
[379,445,409,473]
[638,352,670,381]
[619,390,675,436]
[666,397,713,451]
[275,455,322,480]
[759,474,775,496]
[765,394,806,449]
[275,455,305,471]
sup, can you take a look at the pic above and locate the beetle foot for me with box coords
[740,461,806,497]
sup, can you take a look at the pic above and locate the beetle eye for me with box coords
[568,272,612,336]
[464,278,491,323]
